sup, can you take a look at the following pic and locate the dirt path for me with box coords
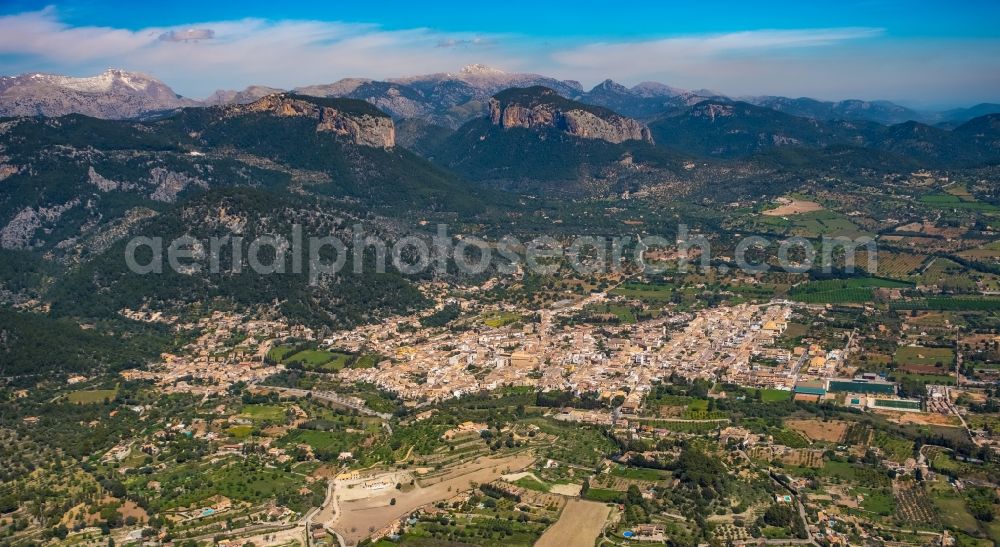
[535,499,611,547]
[500,471,544,483]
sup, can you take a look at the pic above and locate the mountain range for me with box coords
[2,69,999,330]
[3,66,998,128]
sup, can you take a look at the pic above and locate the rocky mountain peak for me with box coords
[590,79,631,95]
[488,86,653,144]
[630,81,689,98]
[203,85,285,106]
[227,93,396,148]
[0,68,195,118]
[459,64,506,76]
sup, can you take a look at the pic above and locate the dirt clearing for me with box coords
[763,199,823,216]
[786,419,849,443]
[535,499,611,547]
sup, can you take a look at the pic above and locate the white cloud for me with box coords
[437,37,494,48]
[545,28,886,83]
[158,28,215,42]
[0,9,996,105]
[0,9,526,97]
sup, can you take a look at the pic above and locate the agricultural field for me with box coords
[746,207,870,240]
[66,384,120,404]
[893,481,940,526]
[841,423,871,445]
[856,486,896,516]
[583,487,624,503]
[779,322,809,345]
[392,491,559,547]
[892,297,1000,311]
[610,281,675,301]
[966,414,1000,433]
[636,419,725,434]
[512,475,549,492]
[610,465,669,481]
[266,344,299,362]
[856,250,927,279]
[753,446,824,468]
[283,349,353,371]
[584,303,638,324]
[820,460,891,487]
[871,431,914,463]
[928,477,983,536]
[789,277,911,304]
[893,346,955,366]
[525,417,619,467]
[681,399,727,419]
[536,499,612,547]
[917,258,980,291]
[762,198,824,216]
[788,210,870,239]
[481,311,522,328]
[267,343,359,372]
[770,428,811,449]
[278,429,364,453]
[760,389,793,402]
[958,240,1000,260]
[785,418,848,443]
[920,191,999,212]
[240,403,287,422]
[227,425,253,439]
[127,457,316,512]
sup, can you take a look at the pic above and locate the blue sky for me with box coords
[1,1,998,106]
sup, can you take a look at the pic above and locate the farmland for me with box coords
[788,210,870,239]
[267,344,363,372]
[760,388,793,402]
[67,384,120,404]
[892,297,1000,311]
[610,281,675,301]
[278,429,362,453]
[790,277,911,304]
[770,428,811,448]
[535,499,611,547]
[893,481,940,526]
[240,404,287,422]
[786,419,849,443]
[283,350,353,371]
[856,250,927,279]
[482,311,522,328]
[918,258,979,291]
[920,191,999,212]
[893,346,955,366]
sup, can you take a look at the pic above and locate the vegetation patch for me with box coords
[67,384,120,404]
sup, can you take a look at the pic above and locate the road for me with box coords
[768,471,819,547]
[789,350,810,382]
[307,479,348,547]
[942,385,977,446]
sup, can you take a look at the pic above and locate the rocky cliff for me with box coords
[488,87,653,144]
[228,94,395,148]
